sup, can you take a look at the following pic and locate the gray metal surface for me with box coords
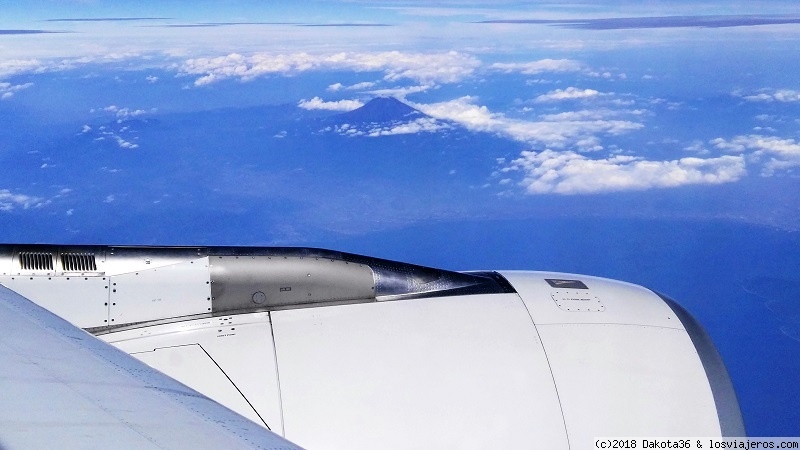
[0,245,515,332]
[210,256,376,313]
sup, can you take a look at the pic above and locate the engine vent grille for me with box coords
[61,252,98,272]
[19,252,54,271]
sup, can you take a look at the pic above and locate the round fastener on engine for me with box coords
[252,291,267,305]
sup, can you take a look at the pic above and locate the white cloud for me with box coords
[534,87,606,103]
[586,71,625,80]
[298,96,364,111]
[0,82,33,99]
[503,150,745,195]
[506,118,641,147]
[328,117,449,137]
[684,140,710,155]
[113,135,138,149]
[489,59,582,75]
[66,209,74,216]
[364,118,449,137]
[379,5,513,18]
[1,54,145,80]
[574,136,603,152]
[539,110,603,121]
[146,75,159,83]
[712,135,800,156]
[410,96,642,148]
[91,123,140,149]
[742,93,772,102]
[712,134,800,176]
[411,96,495,130]
[328,81,381,92]
[347,81,377,90]
[538,109,646,122]
[740,89,800,103]
[0,59,44,78]
[180,51,480,86]
[0,189,45,211]
[101,105,153,119]
[104,195,115,203]
[367,84,433,98]
[753,126,777,133]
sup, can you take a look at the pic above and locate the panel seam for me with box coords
[516,294,572,450]
[268,311,287,437]
[135,343,271,430]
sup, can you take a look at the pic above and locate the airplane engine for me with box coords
[0,245,744,449]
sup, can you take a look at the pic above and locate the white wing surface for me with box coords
[0,285,304,450]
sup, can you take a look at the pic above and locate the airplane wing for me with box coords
[0,284,304,450]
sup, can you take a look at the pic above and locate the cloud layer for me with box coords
[478,15,800,30]
[534,87,606,103]
[180,51,481,86]
[0,81,33,99]
[327,117,448,137]
[712,134,800,176]
[4,43,796,199]
[738,89,800,103]
[411,96,642,149]
[298,97,364,111]
[0,189,45,211]
[489,59,582,75]
[502,150,746,194]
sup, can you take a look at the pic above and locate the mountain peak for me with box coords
[334,97,427,124]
